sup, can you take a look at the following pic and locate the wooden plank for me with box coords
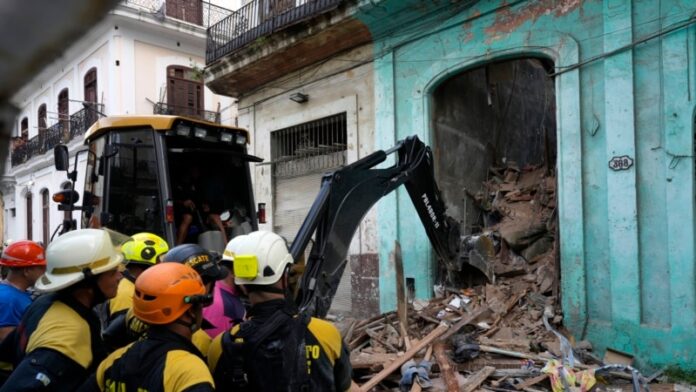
[440,307,491,342]
[359,323,449,392]
[366,328,398,352]
[395,241,408,331]
[350,353,398,369]
[433,341,459,391]
[461,366,496,392]
[514,374,548,390]
[401,321,412,350]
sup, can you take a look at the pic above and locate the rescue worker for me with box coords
[202,239,246,338]
[78,262,215,392]
[0,229,123,391]
[106,232,169,322]
[0,241,46,385]
[0,240,46,341]
[207,231,353,391]
[101,232,168,349]
[161,244,228,355]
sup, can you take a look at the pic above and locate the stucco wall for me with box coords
[133,39,236,123]
[237,43,378,315]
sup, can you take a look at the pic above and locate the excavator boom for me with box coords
[292,136,466,317]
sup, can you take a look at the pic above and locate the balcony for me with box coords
[122,0,233,28]
[10,104,105,167]
[205,0,372,97]
[153,102,220,123]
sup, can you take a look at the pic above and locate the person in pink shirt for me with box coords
[202,245,246,338]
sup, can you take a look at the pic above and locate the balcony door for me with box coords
[84,68,98,126]
[37,104,47,142]
[167,65,203,118]
[58,88,69,136]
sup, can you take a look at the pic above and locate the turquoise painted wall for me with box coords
[357,0,696,370]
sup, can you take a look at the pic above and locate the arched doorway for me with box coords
[431,57,558,290]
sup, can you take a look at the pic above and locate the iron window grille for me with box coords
[271,112,347,178]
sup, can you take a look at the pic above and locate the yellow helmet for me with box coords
[122,232,169,267]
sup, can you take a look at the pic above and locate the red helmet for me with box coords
[0,241,46,267]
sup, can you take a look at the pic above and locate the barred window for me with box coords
[270,113,347,178]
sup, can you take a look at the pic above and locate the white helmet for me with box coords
[36,229,125,292]
[222,235,245,263]
[227,231,293,286]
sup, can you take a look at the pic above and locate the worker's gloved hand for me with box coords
[399,359,433,391]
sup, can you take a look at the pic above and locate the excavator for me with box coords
[52,115,491,317]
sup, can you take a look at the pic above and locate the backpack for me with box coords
[219,308,311,391]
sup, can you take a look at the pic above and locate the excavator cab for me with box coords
[53,115,260,251]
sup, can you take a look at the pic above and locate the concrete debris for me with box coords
[345,163,678,391]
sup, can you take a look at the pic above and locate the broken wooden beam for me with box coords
[440,306,491,342]
[478,345,545,362]
[433,342,458,391]
[514,374,549,390]
[350,352,398,370]
[394,241,409,331]
[365,328,398,353]
[461,366,496,392]
[358,323,449,392]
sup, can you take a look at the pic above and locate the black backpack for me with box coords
[218,308,311,392]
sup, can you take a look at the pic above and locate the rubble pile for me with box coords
[345,164,680,391]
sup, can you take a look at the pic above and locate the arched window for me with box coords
[84,68,98,125]
[167,65,203,118]
[26,192,33,240]
[41,189,50,245]
[58,88,69,135]
[84,68,97,104]
[37,104,47,139]
[20,117,28,139]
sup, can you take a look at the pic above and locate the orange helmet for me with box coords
[132,262,211,325]
[0,240,46,267]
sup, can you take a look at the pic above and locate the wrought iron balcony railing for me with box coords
[122,0,233,28]
[206,0,342,64]
[153,102,220,123]
[10,104,105,167]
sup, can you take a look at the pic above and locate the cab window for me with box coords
[106,128,163,236]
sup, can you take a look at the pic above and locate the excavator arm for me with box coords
[292,135,467,318]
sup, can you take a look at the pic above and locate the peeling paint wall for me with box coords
[357,0,696,370]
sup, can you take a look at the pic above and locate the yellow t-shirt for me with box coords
[192,329,211,357]
[109,278,135,316]
[26,301,93,368]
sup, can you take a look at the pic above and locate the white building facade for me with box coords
[2,0,237,245]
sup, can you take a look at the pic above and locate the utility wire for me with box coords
[548,15,696,77]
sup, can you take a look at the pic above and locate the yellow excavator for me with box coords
[53,114,491,317]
